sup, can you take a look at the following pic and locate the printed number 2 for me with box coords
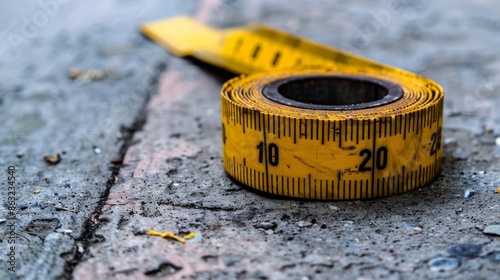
[257,142,279,166]
[359,147,388,172]
[430,127,442,156]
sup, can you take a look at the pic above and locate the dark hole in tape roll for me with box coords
[263,75,403,110]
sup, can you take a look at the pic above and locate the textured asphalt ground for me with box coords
[1,0,500,279]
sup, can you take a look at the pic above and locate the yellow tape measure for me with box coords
[141,16,444,200]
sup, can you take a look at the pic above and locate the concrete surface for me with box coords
[1,0,500,279]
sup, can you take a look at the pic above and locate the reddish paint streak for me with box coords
[103,69,200,211]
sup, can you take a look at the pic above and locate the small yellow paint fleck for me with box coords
[146,230,196,243]
[34,190,42,194]
[147,190,152,194]
[496,186,500,193]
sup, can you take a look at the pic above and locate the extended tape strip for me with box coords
[141,16,444,200]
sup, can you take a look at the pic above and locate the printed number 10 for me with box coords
[257,142,279,166]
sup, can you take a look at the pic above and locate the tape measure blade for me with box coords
[140,16,400,76]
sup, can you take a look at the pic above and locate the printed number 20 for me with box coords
[257,142,279,166]
[359,147,388,172]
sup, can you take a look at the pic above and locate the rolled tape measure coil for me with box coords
[221,69,443,200]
